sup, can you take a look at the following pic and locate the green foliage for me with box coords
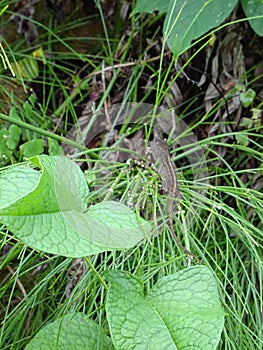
[106,267,225,350]
[25,313,114,350]
[134,0,263,56]
[0,155,151,257]
[133,0,169,13]
[12,55,39,81]
[241,0,263,35]
[19,139,45,157]
[25,266,225,349]
[0,94,52,164]
[0,124,21,165]
[0,1,262,348]
[239,88,256,108]
[11,47,46,81]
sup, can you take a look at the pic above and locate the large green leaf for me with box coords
[163,0,238,56]
[0,166,40,210]
[0,155,151,257]
[25,313,114,350]
[134,0,170,14]
[241,0,263,36]
[105,266,225,350]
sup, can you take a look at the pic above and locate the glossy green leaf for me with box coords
[105,266,225,350]
[25,313,114,350]
[0,155,150,257]
[241,0,263,36]
[164,0,238,56]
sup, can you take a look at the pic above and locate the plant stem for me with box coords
[84,257,108,290]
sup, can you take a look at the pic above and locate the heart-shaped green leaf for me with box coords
[105,266,225,349]
[0,155,150,257]
[25,313,114,350]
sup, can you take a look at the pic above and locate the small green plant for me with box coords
[25,267,225,349]
[0,124,21,165]
[0,94,53,164]
[134,0,263,56]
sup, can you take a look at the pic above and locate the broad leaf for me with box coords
[241,0,263,36]
[25,313,114,350]
[163,0,238,56]
[105,266,225,350]
[0,155,150,257]
[134,0,169,14]
[0,166,40,210]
